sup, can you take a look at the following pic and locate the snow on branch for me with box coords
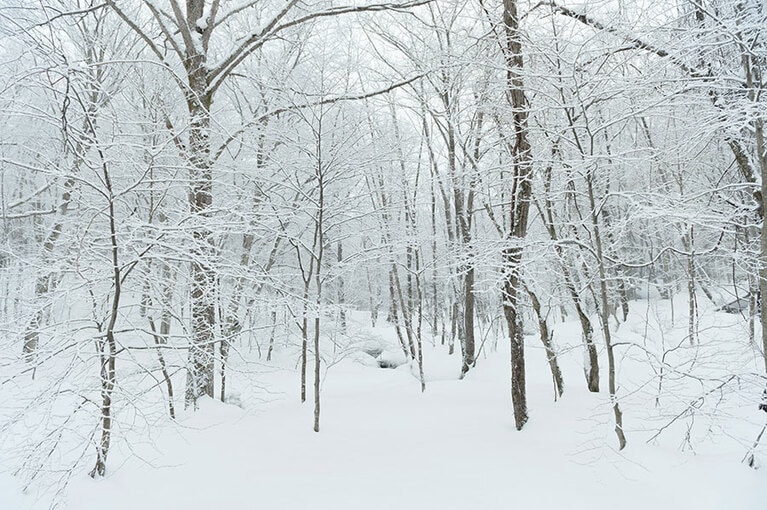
[212,72,426,163]
[207,0,432,94]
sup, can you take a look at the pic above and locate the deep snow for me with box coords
[2,298,767,509]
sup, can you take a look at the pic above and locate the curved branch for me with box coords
[208,0,431,94]
[211,73,426,163]
[538,1,762,211]
[103,0,165,62]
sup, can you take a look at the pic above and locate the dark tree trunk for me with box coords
[461,263,476,377]
[337,241,346,333]
[90,152,120,478]
[526,285,564,398]
[500,0,533,431]
[538,163,600,392]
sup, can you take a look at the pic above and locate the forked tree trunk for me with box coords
[102,0,433,413]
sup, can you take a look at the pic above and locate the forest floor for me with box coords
[2,297,767,509]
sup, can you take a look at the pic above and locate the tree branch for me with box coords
[541,1,711,77]
[211,72,426,163]
[103,0,165,62]
[144,2,185,62]
[35,2,107,28]
[208,0,431,94]
[539,1,762,210]
[210,0,260,31]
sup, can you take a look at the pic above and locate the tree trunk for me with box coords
[462,263,476,377]
[300,283,310,403]
[500,0,533,431]
[685,227,698,345]
[90,152,121,478]
[337,241,346,333]
[757,118,767,376]
[537,163,600,392]
[267,310,277,361]
[586,171,627,450]
[503,253,528,431]
[148,315,176,420]
[184,50,217,407]
[389,267,412,360]
[526,284,564,398]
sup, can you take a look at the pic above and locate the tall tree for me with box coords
[103,0,429,407]
[499,0,533,431]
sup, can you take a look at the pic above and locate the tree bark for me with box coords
[182,2,217,407]
[500,0,533,431]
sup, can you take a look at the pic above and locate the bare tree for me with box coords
[103,0,431,407]
[498,0,534,431]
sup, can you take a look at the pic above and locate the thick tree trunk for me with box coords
[499,0,534,431]
[454,172,474,376]
[184,48,217,407]
[573,288,600,392]
[462,263,476,377]
[503,248,528,430]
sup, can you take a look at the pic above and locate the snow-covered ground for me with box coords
[2,298,767,509]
